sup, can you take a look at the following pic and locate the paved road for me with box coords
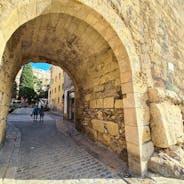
[7,108,127,184]
[4,108,184,184]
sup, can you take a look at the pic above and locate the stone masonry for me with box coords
[0,0,183,177]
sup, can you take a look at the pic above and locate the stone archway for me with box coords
[0,0,154,176]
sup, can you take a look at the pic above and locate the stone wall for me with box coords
[0,12,127,160]
[148,88,184,148]
[76,49,126,156]
[148,87,184,178]
[0,0,183,176]
[109,0,184,97]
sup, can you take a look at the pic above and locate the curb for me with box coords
[0,122,21,184]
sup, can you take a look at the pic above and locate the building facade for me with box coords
[48,66,64,113]
[33,68,50,92]
[63,72,75,121]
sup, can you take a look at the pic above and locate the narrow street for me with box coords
[0,108,182,184]
[6,108,126,184]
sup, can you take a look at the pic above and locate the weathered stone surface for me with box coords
[96,99,103,108]
[165,146,184,166]
[148,87,182,104]
[148,88,166,103]
[148,152,184,180]
[142,126,151,143]
[115,99,123,109]
[125,125,139,144]
[150,102,183,148]
[0,0,184,177]
[142,141,154,161]
[88,127,97,140]
[104,121,119,136]
[90,100,96,109]
[103,134,111,145]
[91,119,104,133]
[103,97,114,109]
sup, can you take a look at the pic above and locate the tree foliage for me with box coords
[19,64,36,103]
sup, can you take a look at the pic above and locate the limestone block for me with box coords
[121,82,134,94]
[126,142,141,174]
[91,119,104,133]
[142,126,151,143]
[114,45,128,62]
[115,99,123,109]
[148,152,184,179]
[96,99,103,108]
[97,111,103,120]
[150,102,183,148]
[94,85,104,92]
[85,13,98,25]
[124,108,138,126]
[103,134,111,145]
[126,142,140,158]
[109,35,121,50]
[165,146,184,165]
[125,125,139,144]
[142,141,154,161]
[36,0,52,15]
[148,88,166,103]
[124,106,150,126]
[88,128,97,140]
[103,97,114,108]
[148,87,181,104]
[123,93,137,108]
[120,71,132,84]
[84,94,91,101]
[104,121,119,136]
[90,100,96,108]
[97,132,108,146]
[17,1,36,25]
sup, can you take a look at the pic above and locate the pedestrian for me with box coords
[39,106,44,122]
[32,103,39,121]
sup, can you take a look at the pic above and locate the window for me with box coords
[55,88,56,93]
[58,85,60,91]
[58,97,60,103]
[59,73,61,79]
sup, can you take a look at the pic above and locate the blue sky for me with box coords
[30,62,51,71]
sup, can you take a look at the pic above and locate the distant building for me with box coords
[48,66,64,113]
[33,68,50,92]
[48,66,75,119]
[63,72,75,121]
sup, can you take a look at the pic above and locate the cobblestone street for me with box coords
[6,109,126,184]
[0,108,182,184]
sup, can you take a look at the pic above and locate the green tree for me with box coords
[19,64,36,103]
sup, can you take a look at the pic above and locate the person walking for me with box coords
[32,104,39,121]
[39,106,45,122]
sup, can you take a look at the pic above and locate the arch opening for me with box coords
[2,12,127,160]
[0,0,151,176]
